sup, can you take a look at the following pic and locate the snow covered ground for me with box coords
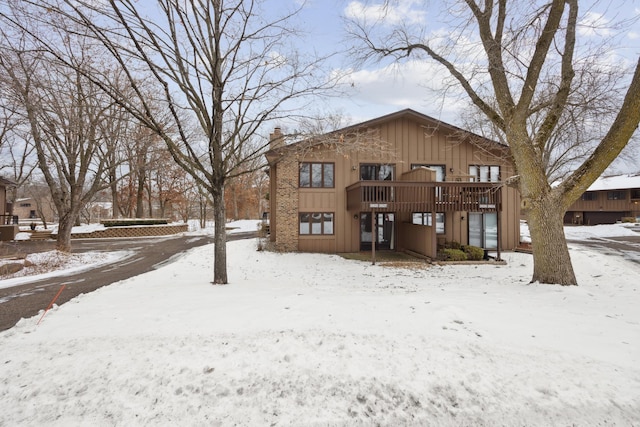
[0,222,639,425]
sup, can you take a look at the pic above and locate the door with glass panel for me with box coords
[360,212,395,251]
[468,212,498,249]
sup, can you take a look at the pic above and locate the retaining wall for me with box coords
[53,224,189,239]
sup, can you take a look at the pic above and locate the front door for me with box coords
[360,212,395,251]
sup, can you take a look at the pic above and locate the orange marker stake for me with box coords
[37,284,66,325]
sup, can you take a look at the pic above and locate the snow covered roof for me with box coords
[587,173,640,191]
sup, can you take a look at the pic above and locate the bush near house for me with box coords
[437,242,485,261]
[441,241,462,250]
[463,245,485,261]
[437,248,467,261]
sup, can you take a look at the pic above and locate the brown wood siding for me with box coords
[298,236,337,253]
[568,190,632,212]
[271,111,520,254]
[397,221,436,258]
[566,189,640,224]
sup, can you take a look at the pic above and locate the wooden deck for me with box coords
[346,181,502,213]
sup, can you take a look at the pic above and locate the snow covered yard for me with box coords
[0,228,639,425]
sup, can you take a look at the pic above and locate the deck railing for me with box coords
[1,214,19,225]
[346,181,502,212]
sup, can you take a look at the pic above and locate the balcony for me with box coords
[1,214,19,225]
[346,181,502,212]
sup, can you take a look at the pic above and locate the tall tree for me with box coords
[348,0,640,285]
[0,72,37,202]
[0,26,130,251]
[12,0,338,284]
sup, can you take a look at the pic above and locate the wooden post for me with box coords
[431,211,437,258]
[496,198,502,261]
[371,210,376,265]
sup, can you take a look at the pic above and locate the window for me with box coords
[360,164,395,181]
[631,189,640,199]
[19,203,32,207]
[469,165,500,182]
[299,162,334,188]
[607,191,626,200]
[581,192,597,201]
[299,212,334,235]
[412,212,445,234]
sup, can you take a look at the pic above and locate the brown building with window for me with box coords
[265,109,521,259]
[565,174,640,225]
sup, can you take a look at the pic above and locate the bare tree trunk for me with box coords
[146,179,153,218]
[212,186,227,284]
[231,184,239,220]
[55,210,75,252]
[109,176,119,219]
[199,190,208,229]
[527,196,577,285]
[135,171,145,218]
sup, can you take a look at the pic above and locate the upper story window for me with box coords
[411,164,445,181]
[299,162,334,188]
[360,164,395,181]
[607,190,626,200]
[581,192,598,201]
[469,165,500,182]
[631,189,640,199]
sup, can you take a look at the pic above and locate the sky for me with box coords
[1,220,639,425]
[291,0,640,124]
[278,0,640,172]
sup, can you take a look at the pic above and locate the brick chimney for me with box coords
[269,127,284,150]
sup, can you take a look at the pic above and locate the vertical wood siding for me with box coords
[274,112,521,253]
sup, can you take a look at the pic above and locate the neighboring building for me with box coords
[13,197,54,224]
[565,174,640,225]
[265,109,521,259]
[1,176,19,241]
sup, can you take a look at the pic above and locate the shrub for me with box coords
[462,245,485,261]
[256,221,269,251]
[440,240,462,250]
[438,248,467,261]
[621,217,636,223]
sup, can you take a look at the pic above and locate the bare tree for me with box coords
[9,0,340,284]
[0,26,129,251]
[0,84,37,204]
[348,0,640,285]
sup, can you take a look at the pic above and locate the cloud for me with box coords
[577,11,612,37]
[343,0,426,26]
[336,59,471,125]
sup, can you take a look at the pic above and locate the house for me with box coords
[565,174,640,225]
[1,176,19,241]
[265,109,521,260]
[12,197,57,225]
